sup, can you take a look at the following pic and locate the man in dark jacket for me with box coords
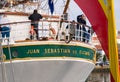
[77,14,88,42]
[29,9,43,40]
[77,14,86,25]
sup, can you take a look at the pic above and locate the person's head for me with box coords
[81,14,86,20]
[77,14,86,24]
[78,14,86,20]
[33,9,38,14]
[71,20,75,24]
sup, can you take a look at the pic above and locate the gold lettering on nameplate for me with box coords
[79,50,90,56]
[72,50,77,55]
[44,48,71,54]
[26,49,40,54]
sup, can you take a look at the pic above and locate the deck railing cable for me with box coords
[0,19,93,43]
[0,32,8,82]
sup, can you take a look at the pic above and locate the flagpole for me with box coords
[107,0,120,82]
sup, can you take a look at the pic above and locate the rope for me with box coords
[7,38,16,82]
[65,33,74,44]
[0,33,7,82]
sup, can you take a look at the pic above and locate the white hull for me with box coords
[0,58,95,82]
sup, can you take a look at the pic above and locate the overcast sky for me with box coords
[114,0,120,30]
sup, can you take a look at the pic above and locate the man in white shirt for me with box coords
[0,14,11,40]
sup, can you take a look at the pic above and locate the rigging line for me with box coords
[7,38,16,82]
[0,35,7,82]
[56,16,62,41]
[63,0,66,6]
[40,0,57,10]
[56,0,69,40]
[40,1,48,10]
[2,1,7,9]
[37,1,41,10]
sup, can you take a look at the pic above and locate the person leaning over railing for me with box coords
[86,27,91,43]
[0,14,11,42]
[77,14,90,43]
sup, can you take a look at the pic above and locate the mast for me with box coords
[63,0,70,14]
[57,0,70,40]
[60,0,70,26]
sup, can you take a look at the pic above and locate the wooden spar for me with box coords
[63,0,70,14]
[56,0,70,40]
[0,12,59,19]
[59,0,70,28]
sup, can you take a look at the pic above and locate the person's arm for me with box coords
[39,14,43,19]
[28,15,32,20]
[77,15,80,22]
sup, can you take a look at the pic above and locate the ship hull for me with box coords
[0,41,96,82]
[0,59,94,82]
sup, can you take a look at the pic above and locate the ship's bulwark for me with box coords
[3,44,95,60]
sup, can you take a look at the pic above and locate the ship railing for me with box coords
[0,19,93,44]
[58,20,94,43]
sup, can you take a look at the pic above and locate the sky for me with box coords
[114,0,120,31]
